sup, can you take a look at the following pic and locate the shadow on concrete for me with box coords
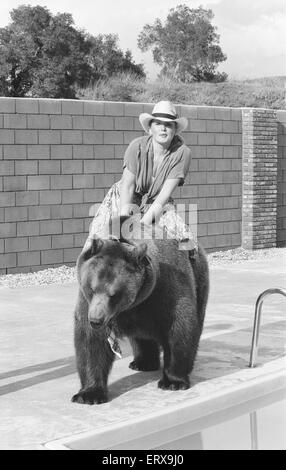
[0,355,160,401]
[0,357,76,397]
[0,357,75,381]
[1,319,284,399]
[108,369,161,401]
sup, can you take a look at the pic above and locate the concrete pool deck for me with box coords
[0,255,285,450]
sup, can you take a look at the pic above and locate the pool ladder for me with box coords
[249,287,286,367]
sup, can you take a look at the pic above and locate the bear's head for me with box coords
[77,237,148,329]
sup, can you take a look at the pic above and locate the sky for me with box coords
[1,0,286,80]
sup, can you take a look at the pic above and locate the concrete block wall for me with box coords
[277,110,286,247]
[178,104,242,251]
[3,97,284,274]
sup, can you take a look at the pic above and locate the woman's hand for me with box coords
[141,178,180,225]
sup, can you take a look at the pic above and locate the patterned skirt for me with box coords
[84,181,198,251]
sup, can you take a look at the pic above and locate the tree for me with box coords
[138,4,227,82]
[87,34,145,82]
[0,5,145,98]
[0,5,92,98]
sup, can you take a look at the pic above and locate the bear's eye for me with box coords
[110,291,122,304]
[125,264,137,274]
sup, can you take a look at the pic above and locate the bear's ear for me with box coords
[90,237,104,256]
[135,242,148,263]
[82,237,103,261]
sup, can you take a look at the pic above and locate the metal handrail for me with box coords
[249,287,286,368]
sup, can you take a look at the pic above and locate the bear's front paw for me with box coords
[129,358,160,371]
[71,387,108,405]
[158,375,190,391]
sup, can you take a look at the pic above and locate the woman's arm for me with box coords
[120,168,136,215]
[141,178,180,225]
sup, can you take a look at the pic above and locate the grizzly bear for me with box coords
[72,216,209,405]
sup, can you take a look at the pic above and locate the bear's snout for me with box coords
[88,293,112,327]
[90,319,105,330]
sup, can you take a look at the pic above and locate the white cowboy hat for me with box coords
[139,101,188,134]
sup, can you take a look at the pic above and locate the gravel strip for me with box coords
[208,246,286,265]
[0,265,77,289]
[0,247,285,289]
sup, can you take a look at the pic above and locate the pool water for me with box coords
[155,389,286,450]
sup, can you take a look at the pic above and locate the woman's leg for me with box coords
[83,181,121,251]
[158,203,198,256]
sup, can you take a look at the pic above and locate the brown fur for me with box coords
[72,216,209,405]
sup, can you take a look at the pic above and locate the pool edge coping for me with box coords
[44,356,286,450]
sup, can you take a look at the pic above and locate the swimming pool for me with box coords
[148,390,286,450]
[45,356,286,450]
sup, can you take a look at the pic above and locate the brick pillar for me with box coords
[242,109,278,249]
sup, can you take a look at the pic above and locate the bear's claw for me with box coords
[129,358,160,371]
[158,376,190,391]
[71,388,108,405]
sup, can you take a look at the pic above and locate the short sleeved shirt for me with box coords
[123,135,191,202]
